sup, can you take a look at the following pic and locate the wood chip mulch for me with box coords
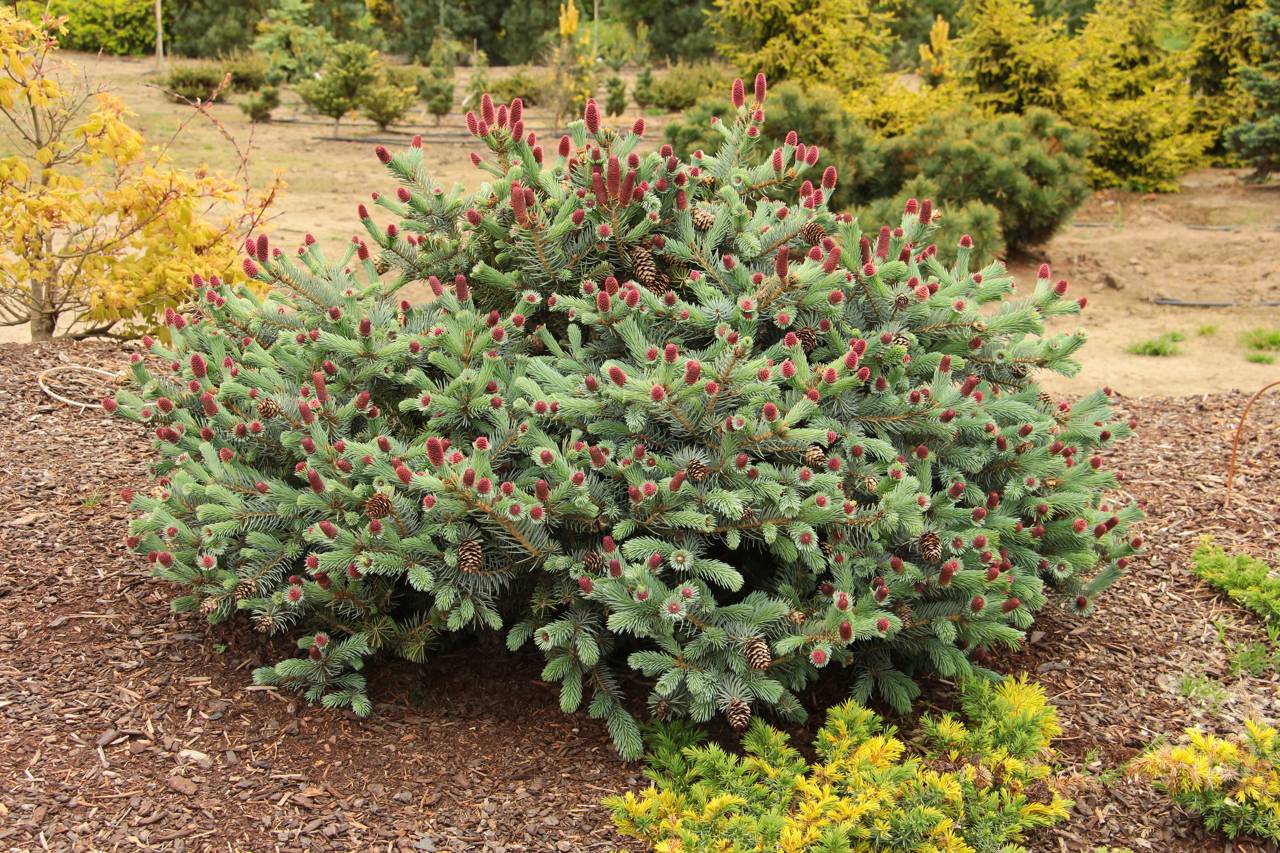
[1,340,1277,852]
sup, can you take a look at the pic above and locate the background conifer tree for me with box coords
[1226,0,1280,179]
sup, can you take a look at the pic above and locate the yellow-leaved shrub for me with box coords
[953,0,1073,115]
[1063,0,1212,190]
[1133,720,1280,841]
[712,0,891,92]
[606,676,1071,852]
[0,11,279,340]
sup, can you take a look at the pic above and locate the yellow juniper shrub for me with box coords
[0,11,278,339]
[606,676,1071,852]
[1133,720,1280,841]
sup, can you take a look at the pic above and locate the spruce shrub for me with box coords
[608,676,1071,850]
[107,76,1141,757]
[223,54,268,93]
[861,178,1006,265]
[664,81,884,211]
[1192,537,1280,623]
[297,42,380,129]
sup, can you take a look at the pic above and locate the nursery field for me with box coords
[0,341,1278,850]
[3,54,1276,398]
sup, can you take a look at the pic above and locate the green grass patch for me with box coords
[1193,537,1280,623]
[1246,352,1277,365]
[1126,331,1185,356]
[1175,673,1228,712]
[1196,324,1219,337]
[1241,328,1280,351]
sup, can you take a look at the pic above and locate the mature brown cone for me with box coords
[894,293,911,311]
[690,208,716,232]
[257,398,282,419]
[630,245,661,287]
[725,697,752,732]
[582,551,605,573]
[1038,391,1055,408]
[253,612,277,633]
[820,539,834,559]
[891,332,911,349]
[796,326,818,354]
[799,220,828,246]
[685,459,710,483]
[364,492,394,520]
[788,609,807,625]
[860,474,880,495]
[235,577,257,601]
[744,637,772,670]
[200,596,221,615]
[803,444,827,470]
[653,698,672,720]
[457,538,484,574]
[919,531,943,564]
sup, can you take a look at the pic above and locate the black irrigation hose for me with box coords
[1153,297,1280,308]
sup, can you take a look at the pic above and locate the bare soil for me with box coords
[2,340,1279,851]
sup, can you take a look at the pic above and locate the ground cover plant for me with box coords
[1192,537,1280,624]
[607,675,1071,850]
[1133,720,1280,842]
[105,75,1140,757]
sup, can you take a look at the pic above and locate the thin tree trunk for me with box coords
[28,280,55,341]
[154,0,164,67]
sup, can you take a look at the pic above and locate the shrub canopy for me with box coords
[109,77,1140,757]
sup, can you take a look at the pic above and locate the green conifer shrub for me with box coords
[1226,0,1280,181]
[252,0,335,83]
[240,85,281,123]
[633,67,656,110]
[297,41,380,130]
[605,76,628,117]
[223,54,269,93]
[419,67,456,126]
[645,63,736,112]
[664,81,885,211]
[878,109,1092,252]
[361,77,417,131]
[106,76,1141,758]
[163,64,228,103]
[1184,0,1264,150]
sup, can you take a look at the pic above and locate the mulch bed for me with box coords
[1,340,1278,852]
